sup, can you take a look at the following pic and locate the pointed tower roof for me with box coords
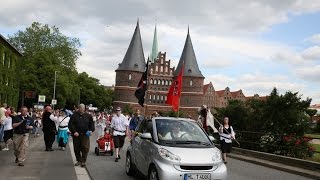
[174,28,204,77]
[150,24,158,63]
[116,20,146,72]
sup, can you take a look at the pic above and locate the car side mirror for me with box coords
[209,136,215,142]
[140,133,152,140]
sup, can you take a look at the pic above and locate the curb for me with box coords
[229,153,320,180]
[69,140,92,180]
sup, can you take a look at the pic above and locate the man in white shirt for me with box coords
[110,107,129,162]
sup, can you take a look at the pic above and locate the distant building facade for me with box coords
[0,34,22,108]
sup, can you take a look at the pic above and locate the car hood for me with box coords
[161,146,220,165]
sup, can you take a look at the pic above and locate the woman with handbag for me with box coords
[50,109,70,151]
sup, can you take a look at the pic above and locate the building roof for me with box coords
[116,20,146,72]
[174,28,204,78]
[150,25,158,63]
[203,84,210,94]
[215,90,225,97]
[0,34,23,56]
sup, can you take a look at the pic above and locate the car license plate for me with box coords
[184,173,211,180]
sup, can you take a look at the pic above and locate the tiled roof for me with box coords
[116,20,146,72]
[174,28,204,78]
[215,90,225,97]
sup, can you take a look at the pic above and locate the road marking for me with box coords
[69,140,91,180]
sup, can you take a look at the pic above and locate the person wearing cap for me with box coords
[68,104,95,167]
[110,107,129,162]
[50,109,70,151]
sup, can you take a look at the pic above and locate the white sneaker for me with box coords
[62,147,65,151]
[2,147,9,151]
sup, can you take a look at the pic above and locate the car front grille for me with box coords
[180,165,213,170]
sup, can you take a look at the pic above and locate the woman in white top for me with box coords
[219,117,235,164]
[3,110,13,150]
[50,109,70,151]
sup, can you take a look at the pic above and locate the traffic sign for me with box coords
[52,99,57,105]
[38,95,46,102]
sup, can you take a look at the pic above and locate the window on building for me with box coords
[162,79,165,85]
[165,66,168,73]
[128,74,132,80]
[2,52,5,66]
[158,79,161,85]
[155,65,158,72]
[153,79,157,85]
[150,78,153,84]
[190,80,193,86]
[160,66,163,72]
[165,80,168,85]
[8,56,11,68]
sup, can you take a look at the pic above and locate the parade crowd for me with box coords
[0,102,235,167]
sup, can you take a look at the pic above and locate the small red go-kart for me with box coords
[95,134,114,156]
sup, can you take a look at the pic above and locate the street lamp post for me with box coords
[53,71,59,110]
[78,87,81,106]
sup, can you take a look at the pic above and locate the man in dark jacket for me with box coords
[42,105,56,151]
[68,104,95,167]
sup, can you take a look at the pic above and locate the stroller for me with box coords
[95,128,114,156]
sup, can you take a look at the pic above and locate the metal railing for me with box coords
[216,130,320,160]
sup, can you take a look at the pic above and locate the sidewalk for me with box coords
[0,133,77,180]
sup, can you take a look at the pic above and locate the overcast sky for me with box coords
[1,0,320,103]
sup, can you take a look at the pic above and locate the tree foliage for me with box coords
[215,88,313,158]
[8,22,113,110]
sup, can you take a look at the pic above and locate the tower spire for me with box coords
[116,21,146,72]
[150,24,158,63]
[174,27,203,77]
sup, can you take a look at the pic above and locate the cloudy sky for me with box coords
[1,0,320,103]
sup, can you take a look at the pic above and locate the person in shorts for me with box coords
[110,107,129,162]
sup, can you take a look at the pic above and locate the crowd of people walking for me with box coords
[0,102,236,168]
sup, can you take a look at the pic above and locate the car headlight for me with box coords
[158,148,181,162]
[212,148,222,164]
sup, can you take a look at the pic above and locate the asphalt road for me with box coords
[0,133,77,180]
[85,132,313,180]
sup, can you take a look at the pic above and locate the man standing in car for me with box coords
[110,107,129,162]
[69,104,95,167]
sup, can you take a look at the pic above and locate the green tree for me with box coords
[8,22,81,108]
[8,22,114,110]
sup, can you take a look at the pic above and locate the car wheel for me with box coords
[126,153,136,176]
[148,165,159,180]
[95,147,100,156]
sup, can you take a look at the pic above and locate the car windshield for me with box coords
[155,118,213,148]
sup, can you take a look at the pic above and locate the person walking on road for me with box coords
[68,104,95,167]
[42,105,56,151]
[219,117,235,164]
[50,109,70,151]
[110,107,129,162]
[2,110,13,150]
[0,103,7,143]
[12,106,34,166]
[129,109,144,137]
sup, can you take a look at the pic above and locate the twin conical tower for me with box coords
[114,21,204,118]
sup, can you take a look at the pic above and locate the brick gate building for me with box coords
[113,21,263,118]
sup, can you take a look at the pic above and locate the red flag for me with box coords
[166,64,184,111]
